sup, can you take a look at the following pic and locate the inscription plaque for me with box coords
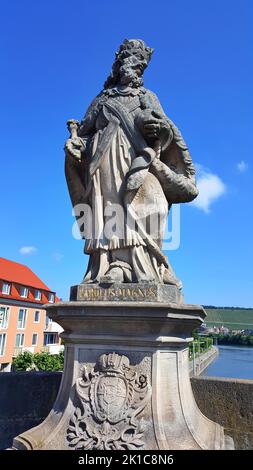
[70,283,183,304]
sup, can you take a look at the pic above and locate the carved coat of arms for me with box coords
[67,352,151,450]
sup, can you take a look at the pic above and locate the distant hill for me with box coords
[203,306,252,310]
[204,308,253,330]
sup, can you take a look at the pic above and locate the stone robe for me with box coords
[65,86,198,285]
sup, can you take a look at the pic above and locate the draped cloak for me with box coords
[65,87,198,285]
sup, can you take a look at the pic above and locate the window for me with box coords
[45,315,52,329]
[34,290,41,300]
[44,333,58,345]
[34,311,40,323]
[0,333,6,356]
[2,282,10,295]
[48,293,54,303]
[17,309,27,329]
[32,333,38,346]
[0,306,9,328]
[20,286,28,298]
[15,333,24,347]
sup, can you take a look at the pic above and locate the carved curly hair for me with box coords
[104,39,154,89]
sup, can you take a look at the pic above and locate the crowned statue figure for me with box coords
[11,40,234,453]
[65,39,198,287]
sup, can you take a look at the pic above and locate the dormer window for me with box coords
[2,282,10,295]
[34,290,41,300]
[48,293,54,303]
[20,286,28,298]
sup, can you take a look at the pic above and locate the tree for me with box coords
[12,351,34,371]
[12,350,65,371]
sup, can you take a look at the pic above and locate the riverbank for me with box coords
[208,332,253,347]
[189,346,218,376]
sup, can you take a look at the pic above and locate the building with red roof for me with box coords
[0,258,62,371]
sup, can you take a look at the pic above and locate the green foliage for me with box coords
[208,332,253,347]
[192,329,199,340]
[12,350,65,372]
[12,351,34,371]
[33,350,64,371]
[189,336,213,359]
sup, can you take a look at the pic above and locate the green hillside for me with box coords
[204,308,253,330]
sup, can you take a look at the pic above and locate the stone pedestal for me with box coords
[12,286,234,450]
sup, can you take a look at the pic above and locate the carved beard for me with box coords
[119,64,143,88]
[104,58,146,89]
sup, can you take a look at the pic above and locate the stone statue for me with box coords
[65,39,198,287]
[11,40,234,451]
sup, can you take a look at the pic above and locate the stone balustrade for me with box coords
[0,372,252,450]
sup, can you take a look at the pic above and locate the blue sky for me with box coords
[0,0,252,306]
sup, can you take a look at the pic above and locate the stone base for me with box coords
[11,294,234,450]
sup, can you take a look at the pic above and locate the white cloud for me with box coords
[191,164,226,214]
[237,160,248,173]
[19,246,37,255]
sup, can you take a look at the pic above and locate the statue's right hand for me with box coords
[64,137,83,161]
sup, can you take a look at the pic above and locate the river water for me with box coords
[202,345,253,380]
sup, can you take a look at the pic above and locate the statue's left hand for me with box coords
[143,118,161,139]
[65,137,84,161]
[136,110,163,140]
